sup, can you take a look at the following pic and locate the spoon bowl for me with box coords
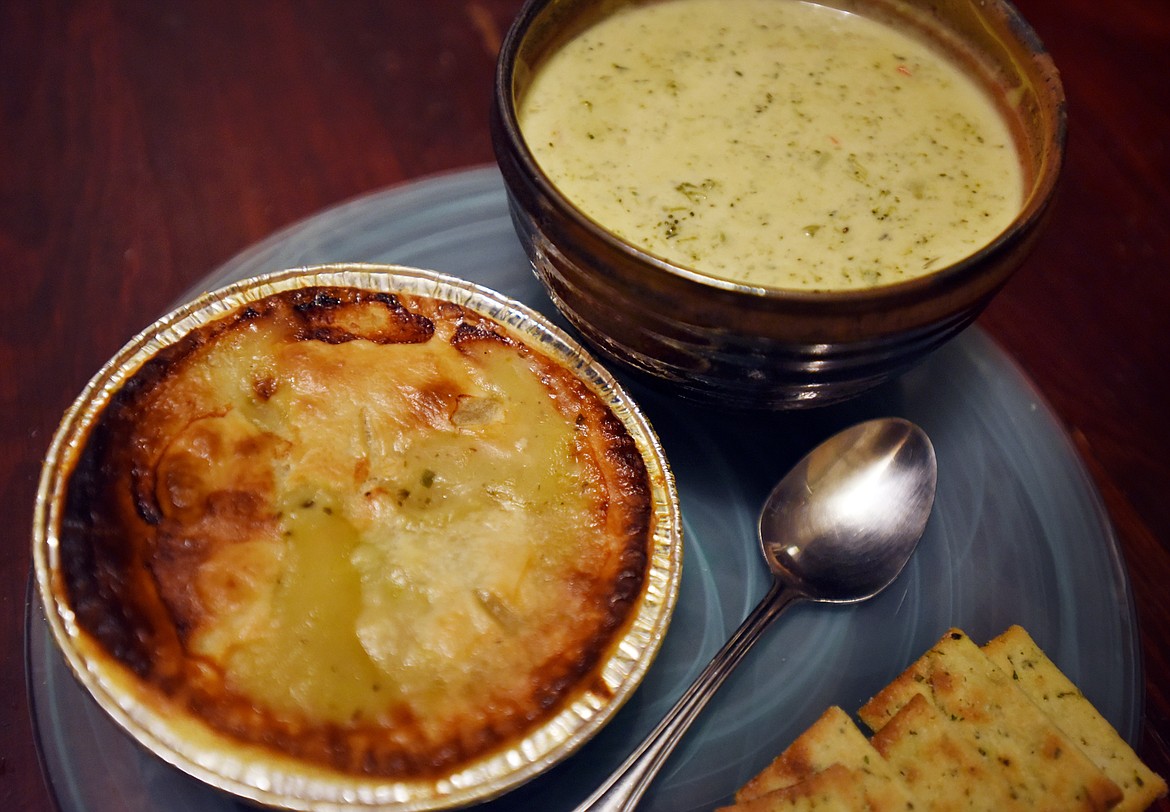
[574,417,937,812]
[761,418,937,603]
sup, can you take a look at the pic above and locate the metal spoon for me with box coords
[573,417,937,812]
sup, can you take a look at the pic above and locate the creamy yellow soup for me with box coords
[519,0,1024,291]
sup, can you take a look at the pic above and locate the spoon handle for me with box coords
[572,579,799,812]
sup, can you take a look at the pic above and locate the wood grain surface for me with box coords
[2,1,1166,809]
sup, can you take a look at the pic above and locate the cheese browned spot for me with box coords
[59,286,652,778]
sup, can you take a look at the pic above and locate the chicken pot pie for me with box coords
[37,267,680,809]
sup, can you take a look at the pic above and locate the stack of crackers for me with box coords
[720,626,1166,811]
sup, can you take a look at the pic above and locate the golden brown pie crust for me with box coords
[59,285,652,778]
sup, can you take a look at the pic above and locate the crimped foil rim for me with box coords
[32,263,683,811]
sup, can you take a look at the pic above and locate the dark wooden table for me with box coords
[3,1,1167,809]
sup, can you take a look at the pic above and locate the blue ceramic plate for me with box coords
[28,166,1141,812]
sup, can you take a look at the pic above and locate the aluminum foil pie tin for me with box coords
[32,264,683,810]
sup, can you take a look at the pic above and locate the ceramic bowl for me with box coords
[491,0,1065,408]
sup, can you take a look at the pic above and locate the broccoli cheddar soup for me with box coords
[519,0,1025,291]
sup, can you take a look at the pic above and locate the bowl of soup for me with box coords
[491,0,1065,408]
